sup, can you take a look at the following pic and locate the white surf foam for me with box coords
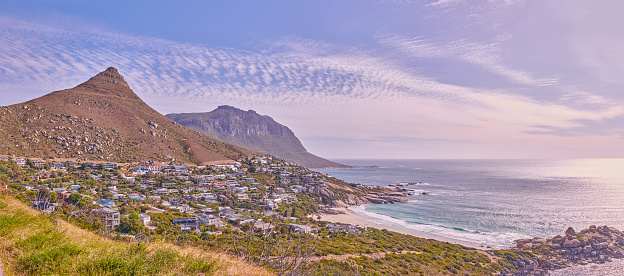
[349,205,530,249]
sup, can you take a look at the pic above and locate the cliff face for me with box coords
[167,106,349,168]
[0,67,257,164]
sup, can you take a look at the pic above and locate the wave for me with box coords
[349,205,531,249]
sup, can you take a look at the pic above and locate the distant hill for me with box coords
[0,67,257,164]
[167,106,349,168]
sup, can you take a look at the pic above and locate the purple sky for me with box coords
[1,1,624,159]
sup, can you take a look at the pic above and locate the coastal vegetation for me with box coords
[0,193,273,276]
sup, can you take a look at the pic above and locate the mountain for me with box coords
[166,106,349,168]
[0,67,257,164]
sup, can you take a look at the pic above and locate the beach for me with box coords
[315,206,489,250]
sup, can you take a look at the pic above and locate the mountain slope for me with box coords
[0,67,256,164]
[167,106,348,168]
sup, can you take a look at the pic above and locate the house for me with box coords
[101,163,117,170]
[94,198,115,207]
[290,185,306,193]
[264,199,278,210]
[138,214,151,227]
[275,193,297,202]
[153,188,170,194]
[148,196,161,201]
[289,223,311,234]
[219,210,243,220]
[134,169,148,175]
[196,214,224,227]
[170,204,192,213]
[112,194,126,200]
[128,193,143,201]
[0,156,9,162]
[254,222,275,234]
[32,160,46,167]
[13,158,26,166]
[95,208,120,231]
[235,193,250,200]
[172,217,200,231]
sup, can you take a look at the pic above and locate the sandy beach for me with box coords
[315,206,490,250]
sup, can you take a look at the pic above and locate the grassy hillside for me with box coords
[0,193,273,276]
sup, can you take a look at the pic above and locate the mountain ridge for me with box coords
[0,67,257,165]
[167,106,349,168]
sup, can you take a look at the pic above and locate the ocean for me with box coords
[317,159,624,249]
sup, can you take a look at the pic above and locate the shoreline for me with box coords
[315,205,490,250]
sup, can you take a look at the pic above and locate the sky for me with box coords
[1,0,624,159]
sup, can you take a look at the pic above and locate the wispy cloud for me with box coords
[1,12,623,158]
[379,35,559,86]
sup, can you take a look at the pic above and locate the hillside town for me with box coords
[0,155,371,238]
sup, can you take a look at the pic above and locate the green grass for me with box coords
[0,194,271,276]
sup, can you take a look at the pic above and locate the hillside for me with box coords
[0,67,257,165]
[0,193,273,276]
[167,106,349,168]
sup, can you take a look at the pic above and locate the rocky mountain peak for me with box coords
[166,106,350,168]
[74,67,139,100]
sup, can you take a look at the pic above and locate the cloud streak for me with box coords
[1,9,624,159]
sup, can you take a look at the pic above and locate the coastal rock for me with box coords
[549,243,561,249]
[552,235,563,243]
[562,239,580,248]
[510,225,624,275]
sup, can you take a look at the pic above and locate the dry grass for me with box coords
[0,194,273,276]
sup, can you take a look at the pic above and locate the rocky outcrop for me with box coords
[320,182,410,207]
[500,225,624,275]
[166,106,349,169]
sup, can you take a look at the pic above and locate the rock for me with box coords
[583,246,593,254]
[580,239,587,247]
[566,227,577,236]
[618,237,624,246]
[550,243,562,249]
[563,239,581,248]
[552,235,564,243]
[592,242,608,250]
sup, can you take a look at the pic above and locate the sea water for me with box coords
[317,159,624,250]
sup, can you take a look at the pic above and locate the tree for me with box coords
[49,192,58,203]
[68,193,82,205]
[117,215,144,235]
